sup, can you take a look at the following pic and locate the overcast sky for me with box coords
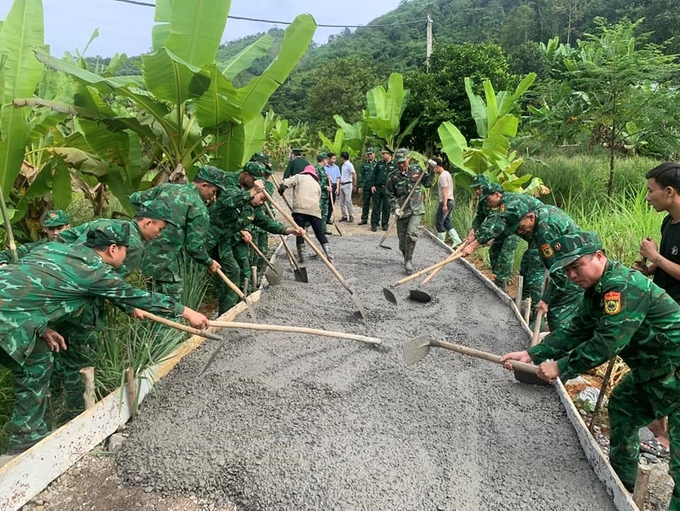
[0,0,402,57]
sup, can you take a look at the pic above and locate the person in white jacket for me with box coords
[279,166,333,262]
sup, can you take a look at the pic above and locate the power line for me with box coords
[111,0,426,28]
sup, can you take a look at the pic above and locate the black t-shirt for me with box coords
[654,215,680,304]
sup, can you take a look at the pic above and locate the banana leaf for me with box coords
[222,34,274,80]
[51,161,72,209]
[194,64,241,128]
[142,48,211,105]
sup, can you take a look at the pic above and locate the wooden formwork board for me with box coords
[423,229,638,511]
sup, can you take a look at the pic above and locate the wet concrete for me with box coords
[118,235,616,511]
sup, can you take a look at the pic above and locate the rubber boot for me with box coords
[322,243,334,261]
[404,240,414,274]
[296,245,305,263]
[436,232,446,243]
[448,228,462,247]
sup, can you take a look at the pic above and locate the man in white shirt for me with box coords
[338,151,356,222]
[434,158,462,246]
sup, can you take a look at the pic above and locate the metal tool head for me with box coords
[379,242,392,250]
[293,265,308,283]
[403,336,432,365]
[383,286,397,305]
[200,339,226,374]
[352,291,369,319]
[408,289,431,303]
[510,364,551,386]
[264,260,284,286]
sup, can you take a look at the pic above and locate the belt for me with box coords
[341,181,352,185]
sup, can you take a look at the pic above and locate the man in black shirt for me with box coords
[632,161,680,457]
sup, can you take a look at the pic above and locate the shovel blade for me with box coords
[409,289,432,303]
[379,243,392,250]
[293,266,308,283]
[352,293,369,319]
[383,287,397,305]
[403,336,431,365]
[265,261,284,286]
[512,368,551,386]
[200,339,226,374]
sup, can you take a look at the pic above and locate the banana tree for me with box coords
[318,128,358,160]
[364,73,418,152]
[333,115,373,154]
[438,74,547,196]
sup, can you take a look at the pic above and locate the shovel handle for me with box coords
[530,308,545,347]
[395,243,467,286]
[216,269,246,300]
[269,174,295,213]
[248,241,278,273]
[140,311,222,342]
[208,320,382,345]
[432,339,539,375]
[379,170,428,246]
[422,241,469,285]
[263,189,351,292]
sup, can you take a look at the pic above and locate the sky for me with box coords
[0,0,402,58]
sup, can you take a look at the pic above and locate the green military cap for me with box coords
[365,147,374,155]
[316,152,328,163]
[43,209,69,228]
[135,200,179,228]
[394,148,409,163]
[481,182,504,199]
[250,152,270,165]
[243,161,265,178]
[195,165,227,192]
[84,222,130,248]
[381,146,394,154]
[548,231,603,272]
[292,147,304,155]
[469,174,490,188]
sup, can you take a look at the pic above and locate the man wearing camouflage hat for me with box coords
[0,209,70,265]
[502,231,680,510]
[49,200,177,421]
[248,154,279,276]
[370,147,395,232]
[283,148,310,179]
[465,178,521,293]
[314,153,332,235]
[386,148,435,274]
[463,183,545,303]
[0,223,208,457]
[358,148,377,226]
[130,165,225,302]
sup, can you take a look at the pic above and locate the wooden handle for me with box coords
[395,244,467,286]
[140,311,222,341]
[432,339,539,374]
[216,268,246,299]
[208,320,382,345]
[269,174,295,213]
[263,188,351,291]
[398,167,428,211]
[248,241,277,272]
[530,308,545,347]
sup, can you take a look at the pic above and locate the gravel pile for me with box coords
[118,234,616,511]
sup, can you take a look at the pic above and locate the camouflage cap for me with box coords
[469,174,490,188]
[481,182,504,199]
[135,200,179,228]
[317,152,328,162]
[43,209,69,228]
[84,222,130,248]
[195,165,227,192]
[548,231,603,273]
[243,161,265,178]
[394,148,409,163]
[250,152,270,165]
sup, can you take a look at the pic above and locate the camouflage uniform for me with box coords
[358,151,377,225]
[129,168,223,301]
[0,224,183,452]
[0,209,69,264]
[386,150,435,267]
[315,158,330,235]
[371,156,395,230]
[517,205,584,331]
[208,176,288,315]
[475,186,543,296]
[528,232,680,508]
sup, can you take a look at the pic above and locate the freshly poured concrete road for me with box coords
[119,235,616,511]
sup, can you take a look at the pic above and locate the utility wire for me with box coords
[111,0,426,28]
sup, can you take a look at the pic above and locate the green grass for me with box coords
[0,368,13,453]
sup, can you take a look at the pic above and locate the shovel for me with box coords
[248,240,283,286]
[383,245,467,304]
[328,189,344,236]
[378,168,427,250]
[215,268,258,322]
[403,336,549,386]
[530,270,550,347]
[263,189,369,319]
[407,241,469,303]
[264,202,308,283]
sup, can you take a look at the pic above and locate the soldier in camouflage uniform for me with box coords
[207,164,303,314]
[49,201,176,421]
[516,204,584,331]
[386,148,435,274]
[0,209,70,264]
[463,182,544,302]
[502,231,680,510]
[358,148,376,226]
[0,223,208,454]
[370,148,395,232]
[129,166,225,302]
[315,153,331,235]
[249,153,277,278]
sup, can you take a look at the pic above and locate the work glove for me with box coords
[426,159,437,171]
[394,207,404,219]
[277,186,286,196]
